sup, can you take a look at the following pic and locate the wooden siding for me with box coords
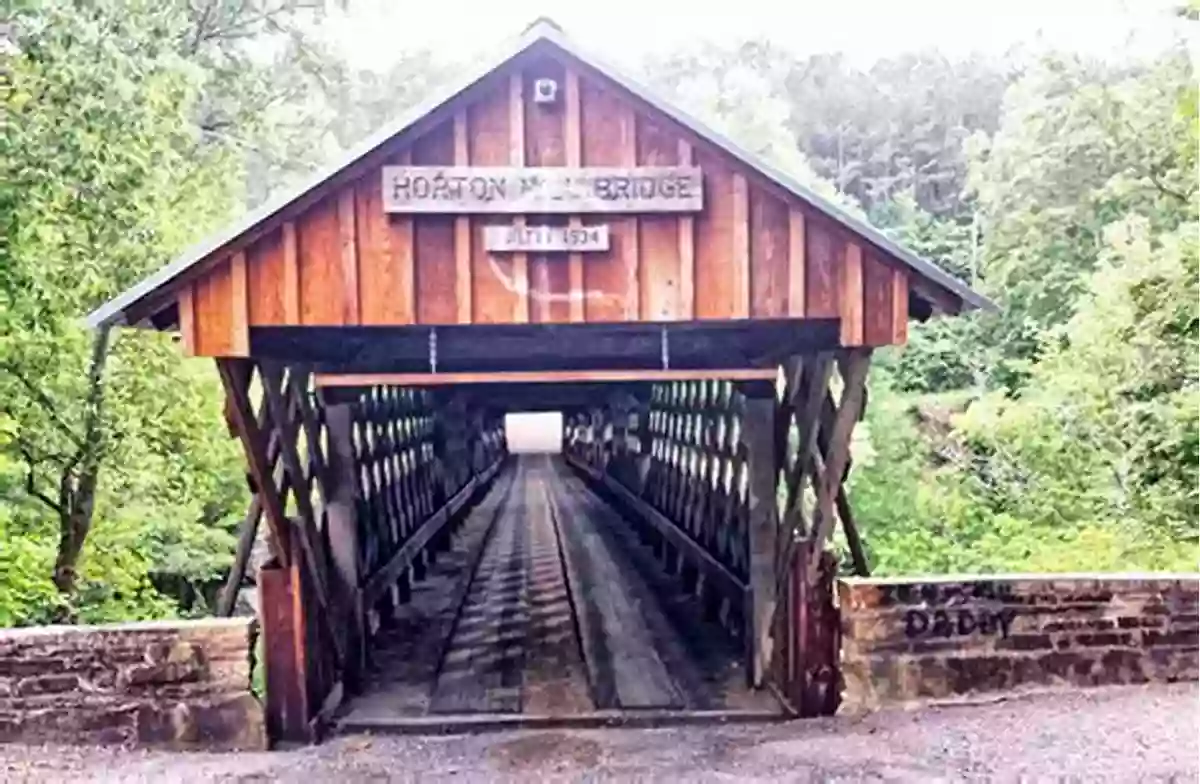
[180,54,909,357]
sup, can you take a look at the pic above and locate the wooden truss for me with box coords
[214,359,506,742]
[561,347,873,716]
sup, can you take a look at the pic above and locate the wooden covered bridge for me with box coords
[87,19,990,743]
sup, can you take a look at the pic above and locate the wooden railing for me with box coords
[561,349,873,718]
[215,359,506,743]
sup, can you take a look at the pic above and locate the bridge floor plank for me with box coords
[340,455,777,728]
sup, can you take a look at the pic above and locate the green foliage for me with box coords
[2,4,1196,631]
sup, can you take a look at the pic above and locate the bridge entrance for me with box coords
[86,19,989,744]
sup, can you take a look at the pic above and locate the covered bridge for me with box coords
[88,18,991,742]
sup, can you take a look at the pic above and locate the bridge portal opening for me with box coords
[504,411,563,454]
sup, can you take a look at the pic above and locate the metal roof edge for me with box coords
[85,17,995,329]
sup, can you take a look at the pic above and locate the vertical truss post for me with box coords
[739,379,778,688]
[324,401,365,693]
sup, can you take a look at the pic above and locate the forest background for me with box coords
[2,0,1196,625]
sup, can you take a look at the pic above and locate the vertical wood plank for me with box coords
[580,80,638,321]
[230,250,250,356]
[178,284,196,356]
[337,189,360,326]
[788,209,806,318]
[324,403,365,691]
[565,68,585,323]
[840,242,864,346]
[509,72,529,323]
[620,104,639,320]
[636,117,683,321]
[468,89,519,323]
[260,562,309,743]
[891,267,909,344]
[678,140,695,320]
[298,199,343,325]
[194,258,233,356]
[412,118,457,324]
[748,189,789,318]
[282,222,299,324]
[805,219,841,319]
[694,150,737,319]
[388,149,416,324]
[861,250,895,347]
[741,389,777,688]
[247,233,285,327]
[453,109,472,324]
[524,58,570,323]
[732,174,750,319]
[356,163,404,325]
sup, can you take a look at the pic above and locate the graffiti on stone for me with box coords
[903,607,1016,639]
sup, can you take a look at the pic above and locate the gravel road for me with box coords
[1,683,1195,782]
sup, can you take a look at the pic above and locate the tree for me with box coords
[967,50,1195,379]
[0,0,332,616]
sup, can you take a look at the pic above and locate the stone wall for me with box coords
[0,617,264,750]
[839,573,1199,710]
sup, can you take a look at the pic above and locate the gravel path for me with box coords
[1,683,1195,782]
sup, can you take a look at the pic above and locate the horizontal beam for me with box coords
[563,453,748,604]
[251,319,841,375]
[316,368,779,388]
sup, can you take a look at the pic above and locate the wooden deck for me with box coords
[339,455,780,731]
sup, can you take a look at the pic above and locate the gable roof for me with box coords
[86,18,995,329]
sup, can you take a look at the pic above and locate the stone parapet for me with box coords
[0,617,264,750]
[838,573,1199,710]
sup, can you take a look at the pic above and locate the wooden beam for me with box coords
[836,489,870,577]
[259,364,334,613]
[891,267,909,344]
[808,349,871,568]
[178,285,196,356]
[282,221,300,324]
[732,174,750,319]
[217,359,290,565]
[741,389,778,688]
[314,368,780,388]
[840,242,864,346]
[337,190,359,326]
[677,140,695,319]
[788,209,806,317]
[324,402,365,689]
[782,353,834,539]
[509,72,529,323]
[453,109,472,324]
[259,561,310,742]
[621,103,640,321]
[230,251,250,356]
[216,497,262,617]
[565,69,585,323]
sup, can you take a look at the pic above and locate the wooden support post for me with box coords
[786,539,840,716]
[809,349,871,570]
[259,555,310,744]
[741,384,778,689]
[324,402,365,692]
[217,359,290,566]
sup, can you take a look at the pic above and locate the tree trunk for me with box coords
[51,326,113,604]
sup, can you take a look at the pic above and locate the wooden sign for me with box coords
[381,166,703,214]
[484,224,610,252]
